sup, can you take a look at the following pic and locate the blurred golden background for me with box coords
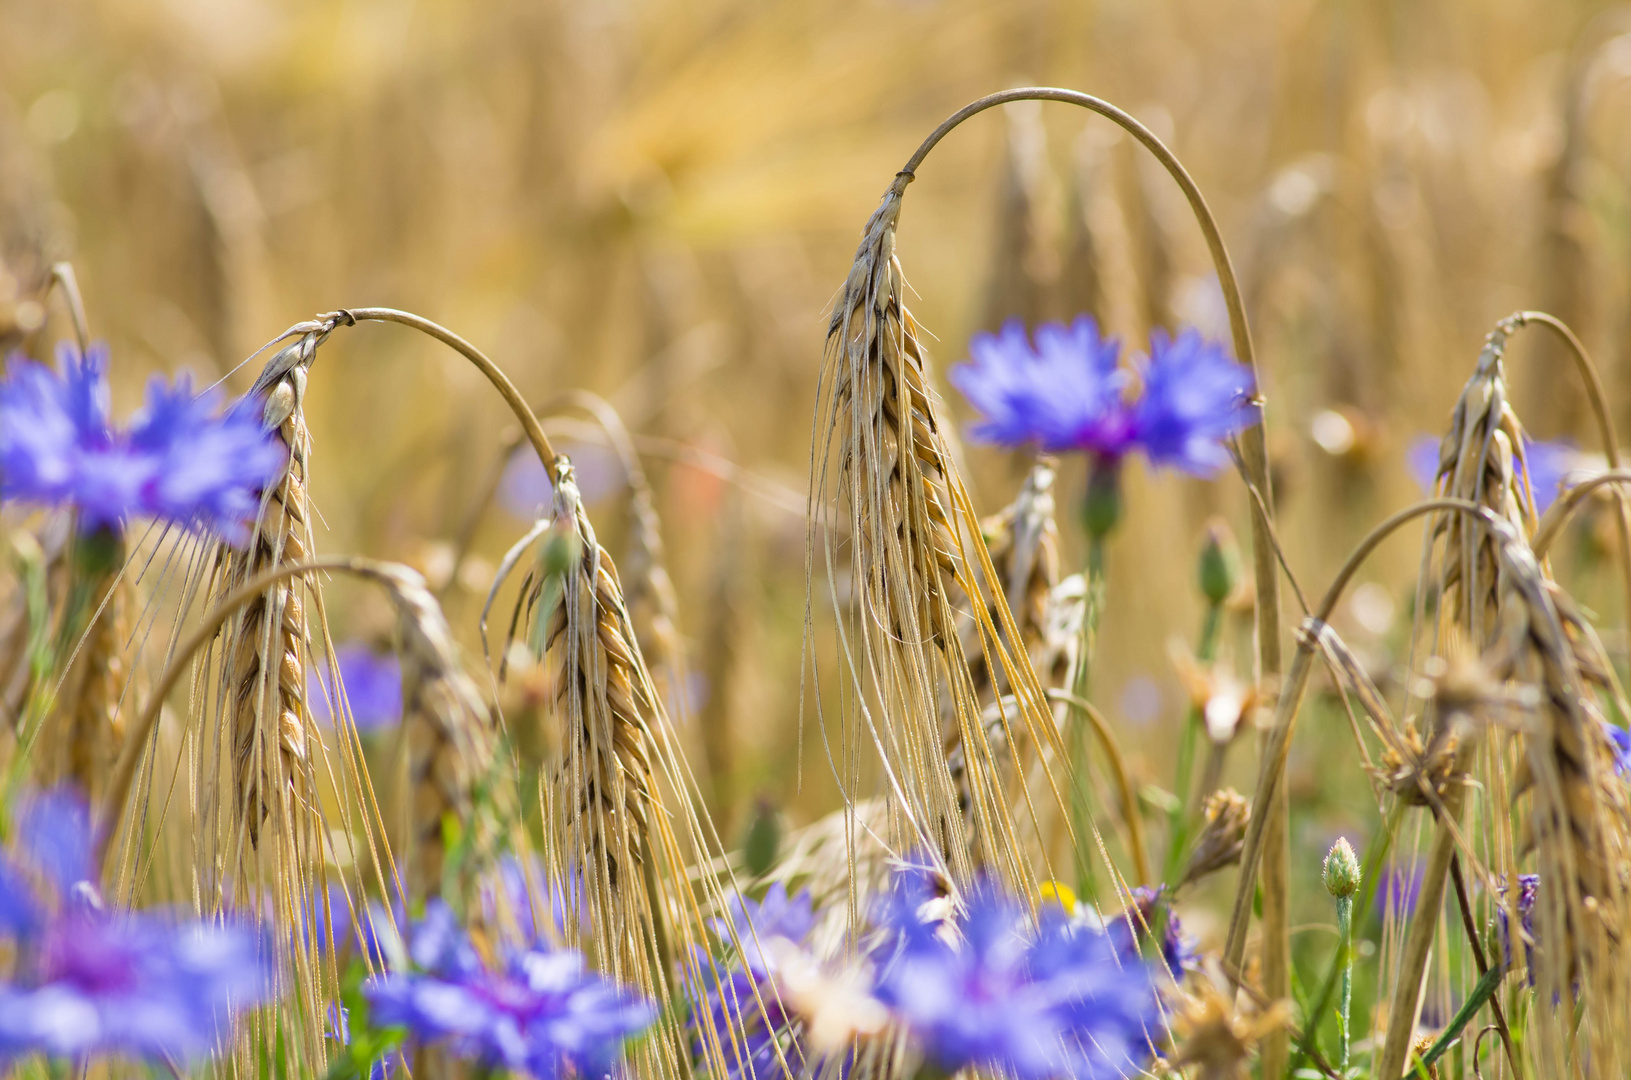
[5,0,1631,889]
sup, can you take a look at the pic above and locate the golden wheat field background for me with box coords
[6,0,1631,1076]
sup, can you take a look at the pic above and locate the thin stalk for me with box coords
[1048,690,1148,893]
[1223,499,1486,978]
[1067,536,1116,894]
[48,263,91,355]
[1395,961,1507,1080]
[1335,893,1353,1074]
[1449,855,1521,1078]
[1533,469,1631,557]
[1291,802,1404,1078]
[1376,742,1477,1080]
[1162,599,1223,886]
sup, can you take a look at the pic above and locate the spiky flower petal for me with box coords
[0,345,284,542]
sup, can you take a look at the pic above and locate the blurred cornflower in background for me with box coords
[364,899,654,1078]
[872,867,1159,1080]
[1407,433,1583,514]
[0,343,285,542]
[309,643,404,732]
[951,317,1257,476]
[0,787,273,1063]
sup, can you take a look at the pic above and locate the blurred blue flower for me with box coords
[1604,720,1631,777]
[1130,329,1260,475]
[0,344,285,542]
[498,441,625,519]
[1376,860,1423,921]
[0,786,273,1064]
[309,644,402,731]
[1497,873,1540,982]
[873,874,1158,1080]
[365,899,653,1080]
[1113,885,1198,975]
[1407,433,1579,515]
[951,317,1256,477]
[950,318,1132,456]
[689,883,822,1080]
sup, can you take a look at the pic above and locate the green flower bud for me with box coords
[1081,456,1122,540]
[1324,837,1361,899]
[1197,519,1239,606]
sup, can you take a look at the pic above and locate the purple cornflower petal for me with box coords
[0,345,285,542]
[1113,886,1198,974]
[1407,432,1579,515]
[1497,874,1541,982]
[364,900,653,1078]
[0,857,39,939]
[1376,860,1423,921]
[498,442,625,520]
[18,787,96,899]
[1407,435,1442,493]
[1521,439,1578,515]
[0,908,272,1062]
[309,644,403,731]
[1129,328,1258,476]
[950,317,1134,456]
[873,875,1159,1080]
[1603,720,1631,777]
[711,883,817,980]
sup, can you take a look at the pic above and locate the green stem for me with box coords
[1162,600,1223,885]
[1337,894,1353,1074]
[1068,536,1107,898]
[1396,961,1506,1079]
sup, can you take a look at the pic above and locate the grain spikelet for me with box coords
[222,330,321,847]
[815,174,1061,886]
[380,563,507,906]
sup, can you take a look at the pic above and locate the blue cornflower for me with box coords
[1376,859,1423,921]
[309,644,403,731]
[951,317,1256,477]
[1603,720,1631,777]
[364,899,654,1080]
[688,884,824,1080]
[1113,885,1198,975]
[1131,329,1261,475]
[0,786,273,1064]
[1497,874,1541,981]
[1407,433,1580,515]
[0,344,284,542]
[873,874,1158,1080]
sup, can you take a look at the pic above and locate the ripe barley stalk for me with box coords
[815,167,1064,896]
[204,324,335,1068]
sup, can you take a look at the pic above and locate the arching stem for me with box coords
[1500,310,1631,626]
[1222,499,1487,977]
[338,307,560,472]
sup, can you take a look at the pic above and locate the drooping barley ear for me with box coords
[539,462,657,940]
[1417,322,1536,643]
[815,168,1060,890]
[220,329,324,849]
[379,564,509,908]
[1489,530,1631,1074]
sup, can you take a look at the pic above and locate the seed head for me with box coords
[1323,837,1361,900]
